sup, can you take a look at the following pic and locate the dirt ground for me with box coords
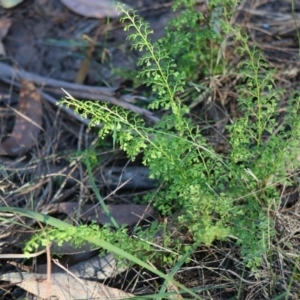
[1,0,300,299]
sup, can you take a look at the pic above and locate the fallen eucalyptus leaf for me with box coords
[0,271,134,299]
[0,80,43,156]
[60,0,131,18]
[0,0,23,9]
[36,253,127,280]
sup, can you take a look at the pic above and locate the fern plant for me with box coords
[57,0,300,272]
[159,0,228,80]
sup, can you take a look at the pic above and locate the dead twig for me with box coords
[0,62,160,123]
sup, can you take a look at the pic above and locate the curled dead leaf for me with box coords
[0,80,43,156]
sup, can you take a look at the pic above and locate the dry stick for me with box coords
[46,243,52,299]
[0,248,46,259]
[75,20,103,84]
[36,220,52,298]
[0,76,93,127]
[49,159,81,204]
[61,87,160,123]
[77,125,85,220]
[0,62,115,96]
[0,62,160,123]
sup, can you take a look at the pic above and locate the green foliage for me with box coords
[159,0,228,80]
[55,0,300,273]
[119,6,188,133]
[24,223,159,263]
[1,207,200,299]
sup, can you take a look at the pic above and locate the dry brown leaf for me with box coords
[47,203,154,226]
[36,253,128,280]
[0,0,23,9]
[167,281,183,300]
[0,80,43,156]
[60,0,131,19]
[0,272,134,299]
